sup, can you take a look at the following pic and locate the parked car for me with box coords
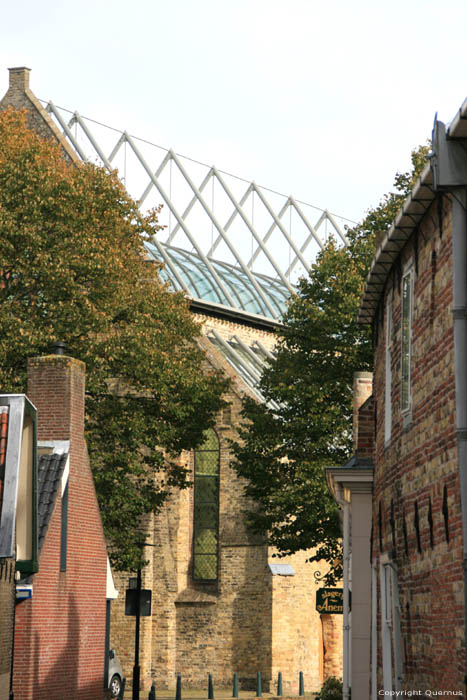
[107,649,123,698]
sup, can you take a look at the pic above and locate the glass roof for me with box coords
[206,331,280,410]
[145,242,291,320]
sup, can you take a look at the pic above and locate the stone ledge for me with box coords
[174,588,218,605]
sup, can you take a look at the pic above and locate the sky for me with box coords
[2,0,467,226]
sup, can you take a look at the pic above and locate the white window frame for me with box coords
[385,296,393,445]
[380,557,403,694]
[401,264,414,415]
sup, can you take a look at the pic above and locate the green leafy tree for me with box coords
[0,108,228,570]
[231,145,430,583]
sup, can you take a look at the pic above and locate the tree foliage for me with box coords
[0,108,228,570]
[231,145,430,583]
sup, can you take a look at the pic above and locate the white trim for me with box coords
[37,440,70,489]
[380,561,392,692]
[401,265,414,415]
[61,455,70,491]
[106,557,119,599]
[37,439,70,454]
[371,564,377,700]
[384,296,392,445]
[389,564,403,691]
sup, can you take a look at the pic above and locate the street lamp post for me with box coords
[132,566,142,700]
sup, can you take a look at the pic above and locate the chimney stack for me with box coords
[27,354,85,442]
[353,371,373,458]
[8,67,31,92]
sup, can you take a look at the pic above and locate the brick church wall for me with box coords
[111,316,342,694]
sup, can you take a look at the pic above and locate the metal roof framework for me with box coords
[206,330,281,409]
[43,101,350,322]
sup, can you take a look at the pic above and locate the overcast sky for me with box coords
[2,0,467,225]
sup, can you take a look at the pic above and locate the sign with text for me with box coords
[316,588,343,614]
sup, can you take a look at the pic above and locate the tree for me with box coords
[231,145,430,584]
[0,107,228,570]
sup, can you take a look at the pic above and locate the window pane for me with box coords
[194,476,218,503]
[195,450,218,475]
[194,502,218,530]
[200,429,218,451]
[401,272,412,412]
[193,554,217,580]
[194,528,218,554]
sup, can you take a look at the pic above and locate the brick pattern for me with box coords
[110,316,342,694]
[357,395,374,461]
[13,356,108,700]
[371,197,464,691]
[0,559,15,700]
[353,373,373,455]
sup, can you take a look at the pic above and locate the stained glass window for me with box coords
[193,429,219,580]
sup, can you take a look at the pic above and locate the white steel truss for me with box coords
[43,101,352,321]
[206,330,281,410]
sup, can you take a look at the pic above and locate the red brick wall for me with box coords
[357,395,374,461]
[371,197,464,691]
[13,355,108,700]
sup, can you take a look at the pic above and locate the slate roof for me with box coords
[37,453,68,552]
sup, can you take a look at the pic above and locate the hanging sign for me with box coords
[125,589,152,616]
[316,588,343,614]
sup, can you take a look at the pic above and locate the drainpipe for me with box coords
[432,120,467,695]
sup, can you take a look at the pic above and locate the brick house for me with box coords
[0,66,343,696]
[329,99,467,697]
[12,352,109,700]
[0,351,110,700]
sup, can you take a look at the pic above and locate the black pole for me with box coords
[175,674,182,700]
[132,567,142,700]
[208,673,214,699]
[104,600,111,690]
[232,672,238,698]
[277,672,282,697]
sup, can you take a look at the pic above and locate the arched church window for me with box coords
[193,429,219,581]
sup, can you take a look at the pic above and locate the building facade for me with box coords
[329,101,467,697]
[0,65,343,696]
[110,312,342,693]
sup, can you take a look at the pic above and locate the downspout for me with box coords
[451,189,467,695]
[337,492,351,700]
[432,120,467,695]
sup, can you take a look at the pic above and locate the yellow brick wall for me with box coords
[110,315,342,693]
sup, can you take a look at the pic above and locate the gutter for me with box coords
[431,117,467,695]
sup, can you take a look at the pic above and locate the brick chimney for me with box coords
[7,67,31,92]
[353,371,374,460]
[27,350,85,442]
